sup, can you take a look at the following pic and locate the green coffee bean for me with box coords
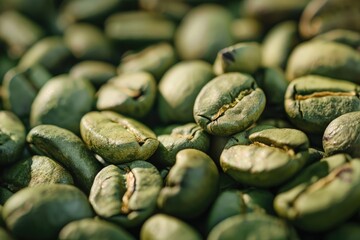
[30,74,95,134]
[157,149,219,219]
[206,189,274,232]
[262,21,298,69]
[0,11,43,58]
[0,227,14,240]
[0,111,25,166]
[175,4,233,62]
[96,72,157,119]
[220,127,309,187]
[158,60,214,123]
[64,23,112,61]
[69,60,116,87]
[2,65,51,118]
[80,111,159,164]
[18,36,71,73]
[323,111,360,158]
[3,184,93,240]
[274,154,360,232]
[0,155,74,192]
[105,11,175,45]
[231,18,263,43]
[314,29,360,49]
[26,125,102,193]
[151,123,210,167]
[213,42,261,75]
[118,42,177,80]
[193,73,266,136]
[59,218,135,240]
[207,213,299,240]
[89,161,162,227]
[299,0,360,38]
[242,0,310,26]
[57,0,124,30]
[286,40,360,83]
[284,75,360,134]
[140,214,202,240]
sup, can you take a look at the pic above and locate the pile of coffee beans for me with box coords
[0,0,360,239]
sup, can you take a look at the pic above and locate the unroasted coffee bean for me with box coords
[220,126,309,187]
[0,11,43,58]
[213,42,261,75]
[208,213,298,240]
[0,111,25,166]
[27,125,102,193]
[0,155,74,192]
[30,74,95,134]
[64,23,111,61]
[193,72,266,136]
[275,154,360,232]
[118,42,177,80]
[2,65,51,118]
[18,36,71,73]
[157,149,219,219]
[58,218,135,240]
[323,111,360,158]
[286,40,360,83]
[140,214,201,240]
[151,123,210,167]
[299,0,360,38]
[158,60,214,123]
[3,184,93,240]
[284,75,360,134]
[175,4,233,62]
[96,72,157,119]
[89,161,162,227]
[105,11,175,46]
[80,111,159,164]
[262,21,299,69]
